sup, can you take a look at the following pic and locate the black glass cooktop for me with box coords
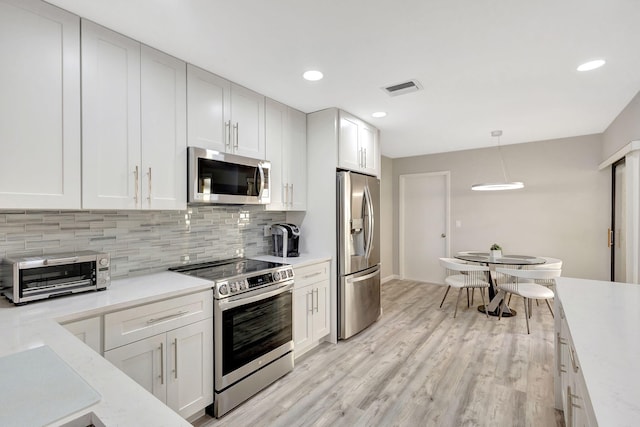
[169,258,288,282]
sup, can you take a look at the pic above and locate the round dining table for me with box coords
[454,251,546,317]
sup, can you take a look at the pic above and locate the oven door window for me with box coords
[222,291,292,376]
[198,158,258,196]
[19,262,96,297]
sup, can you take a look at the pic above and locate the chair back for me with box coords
[439,258,488,273]
[534,257,563,270]
[496,267,561,281]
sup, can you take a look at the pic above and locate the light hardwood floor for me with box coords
[194,279,564,427]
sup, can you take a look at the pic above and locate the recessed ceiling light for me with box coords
[372,112,387,118]
[577,59,606,72]
[303,70,323,81]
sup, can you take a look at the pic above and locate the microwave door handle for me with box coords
[256,163,265,198]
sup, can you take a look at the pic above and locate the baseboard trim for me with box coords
[382,274,401,284]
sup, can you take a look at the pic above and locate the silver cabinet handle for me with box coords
[134,166,139,206]
[363,148,367,168]
[290,184,294,205]
[569,345,579,373]
[307,290,313,313]
[303,271,323,279]
[225,120,231,151]
[313,288,319,312]
[159,342,164,385]
[567,385,581,425]
[284,183,289,205]
[147,167,152,207]
[556,333,567,375]
[173,338,178,379]
[146,310,189,324]
[233,122,239,151]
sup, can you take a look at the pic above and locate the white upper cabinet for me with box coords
[265,99,307,211]
[140,45,187,210]
[338,111,380,177]
[81,20,141,210]
[187,65,265,159]
[0,0,81,209]
[82,21,186,210]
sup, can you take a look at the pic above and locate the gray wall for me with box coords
[0,206,284,280]
[603,90,640,158]
[391,134,610,280]
[380,156,394,281]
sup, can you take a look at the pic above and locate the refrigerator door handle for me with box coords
[346,269,380,283]
[363,184,375,260]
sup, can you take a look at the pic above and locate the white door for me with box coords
[81,20,141,209]
[166,320,213,418]
[400,172,449,284]
[104,334,167,403]
[230,83,265,159]
[140,45,187,210]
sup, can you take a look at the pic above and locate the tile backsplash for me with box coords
[0,206,285,280]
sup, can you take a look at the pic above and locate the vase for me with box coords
[490,249,502,259]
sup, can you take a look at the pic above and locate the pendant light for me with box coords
[471,130,524,191]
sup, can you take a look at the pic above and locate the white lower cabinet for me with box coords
[104,290,213,419]
[293,261,330,357]
[61,316,102,354]
[555,301,597,427]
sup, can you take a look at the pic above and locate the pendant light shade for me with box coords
[471,130,524,191]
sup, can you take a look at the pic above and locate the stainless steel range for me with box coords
[170,258,294,418]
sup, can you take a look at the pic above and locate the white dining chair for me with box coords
[439,258,491,318]
[495,267,561,334]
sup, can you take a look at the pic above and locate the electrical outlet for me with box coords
[264,225,272,237]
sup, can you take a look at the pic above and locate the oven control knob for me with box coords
[230,282,238,292]
[240,281,248,290]
[273,271,281,281]
[219,283,229,295]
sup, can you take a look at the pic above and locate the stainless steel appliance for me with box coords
[188,146,271,205]
[271,223,300,257]
[2,251,111,305]
[337,171,381,339]
[169,258,294,418]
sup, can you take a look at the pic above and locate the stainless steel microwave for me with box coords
[2,251,110,305]
[188,147,271,205]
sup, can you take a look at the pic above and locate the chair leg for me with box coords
[439,286,451,308]
[508,293,512,305]
[480,288,489,319]
[523,297,530,334]
[529,299,533,318]
[471,288,475,305]
[466,288,470,308]
[545,299,554,318]
[454,288,462,318]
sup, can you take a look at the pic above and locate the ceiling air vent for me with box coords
[382,79,422,97]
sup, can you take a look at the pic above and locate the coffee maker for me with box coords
[271,223,300,257]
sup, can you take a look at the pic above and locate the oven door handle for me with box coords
[218,282,293,311]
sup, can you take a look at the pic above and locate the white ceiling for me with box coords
[47,0,640,158]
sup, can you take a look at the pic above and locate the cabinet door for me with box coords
[338,112,360,171]
[312,280,330,340]
[293,287,313,357]
[104,334,167,404]
[0,0,81,209]
[187,65,230,152]
[166,320,213,418]
[82,20,141,209]
[141,45,187,210]
[231,83,265,159]
[287,107,307,210]
[360,122,380,177]
[62,317,102,354]
[265,98,286,210]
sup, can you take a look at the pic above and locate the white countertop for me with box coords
[555,277,640,426]
[0,271,213,427]
[252,253,332,268]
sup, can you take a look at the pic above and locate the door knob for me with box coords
[441,233,446,238]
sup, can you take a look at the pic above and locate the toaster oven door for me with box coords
[18,261,97,302]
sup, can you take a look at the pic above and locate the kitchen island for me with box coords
[554,277,640,426]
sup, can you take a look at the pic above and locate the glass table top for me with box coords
[454,251,546,265]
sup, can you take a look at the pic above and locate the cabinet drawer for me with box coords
[294,262,329,289]
[105,290,213,350]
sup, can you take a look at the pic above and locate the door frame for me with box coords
[398,171,451,281]
[610,158,625,281]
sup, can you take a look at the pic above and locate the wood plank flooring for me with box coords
[193,280,564,427]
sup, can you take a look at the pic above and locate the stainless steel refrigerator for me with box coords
[337,171,381,340]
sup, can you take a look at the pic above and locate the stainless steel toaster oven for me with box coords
[2,251,110,305]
